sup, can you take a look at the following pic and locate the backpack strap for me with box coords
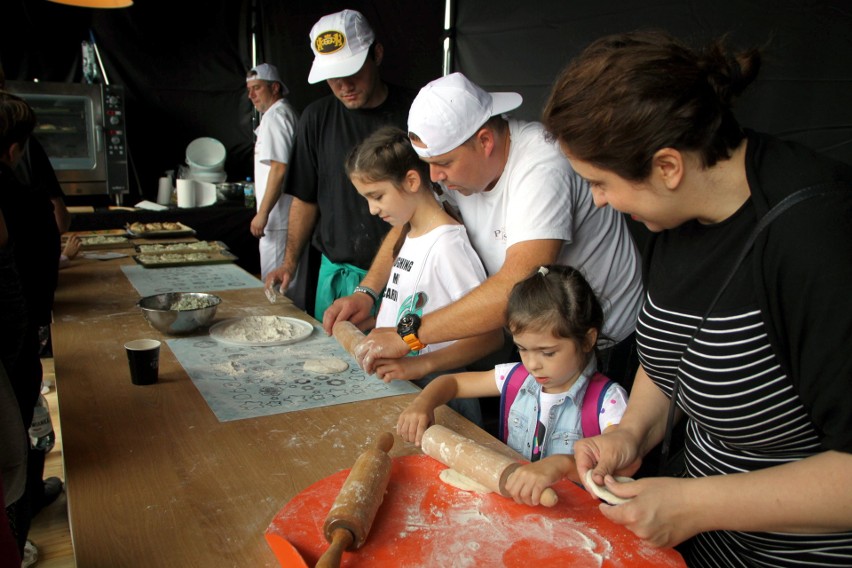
[581,372,614,438]
[498,363,527,443]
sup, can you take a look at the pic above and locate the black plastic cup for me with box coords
[124,339,161,385]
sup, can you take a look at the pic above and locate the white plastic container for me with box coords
[185,137,226,171]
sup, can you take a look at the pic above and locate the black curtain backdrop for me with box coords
[1,0,443,204]
[453,0,852,166]
[2,0,848,204]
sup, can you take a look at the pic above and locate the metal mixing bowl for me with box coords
[137,292,221,335]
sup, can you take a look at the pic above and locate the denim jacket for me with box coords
[504,357,599,460]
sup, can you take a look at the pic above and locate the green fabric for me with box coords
[314,255,371,321]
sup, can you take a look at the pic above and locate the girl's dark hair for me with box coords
[0,92,35,153]
[346,126,434,257]
[507,265,604,350]
[346,125,431,187]
[542,30,761,181]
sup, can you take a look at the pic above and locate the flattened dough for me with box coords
[303,357,349,374]
[584,470,633,505]
[439,468,492,494]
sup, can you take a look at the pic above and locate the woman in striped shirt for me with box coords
[541,30,852,567]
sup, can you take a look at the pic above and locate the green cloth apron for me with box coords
[314,255,371,321]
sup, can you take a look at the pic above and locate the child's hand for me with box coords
[504,456,572,506]
[396,399,435,446]
[374,356,429,382]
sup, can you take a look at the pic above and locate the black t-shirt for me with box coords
[0,163,60,326]
[638,131,852,567]
[285,84,414,269]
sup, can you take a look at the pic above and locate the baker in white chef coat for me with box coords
[246,63,306,308]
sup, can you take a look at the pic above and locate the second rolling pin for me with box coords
[315,432,395,568]
[421,424,558,507]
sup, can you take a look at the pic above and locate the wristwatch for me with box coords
[397,313,426,352]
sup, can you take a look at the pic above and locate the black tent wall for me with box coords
[453,0,852,165]
[1,0,443,204]
[1,1,849,203]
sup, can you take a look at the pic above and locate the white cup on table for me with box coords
[156,177,173,205]
[176,179,196,208]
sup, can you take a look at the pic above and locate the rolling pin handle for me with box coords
[375,431,394,454]
[315,528,354,568]
[540,488,559,507]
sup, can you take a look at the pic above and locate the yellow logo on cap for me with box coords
[315,31,345,54]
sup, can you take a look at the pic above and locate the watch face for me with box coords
[397,313,420,336]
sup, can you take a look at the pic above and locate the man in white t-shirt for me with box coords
[246,63,306,307]
[327,73,644,386]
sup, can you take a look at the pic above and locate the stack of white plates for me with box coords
[185,137,227,183]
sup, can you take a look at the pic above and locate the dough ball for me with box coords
[303,357,349,374]
[438,468,491,494]
[584,470,633,505]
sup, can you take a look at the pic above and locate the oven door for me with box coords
[7,82,108,196]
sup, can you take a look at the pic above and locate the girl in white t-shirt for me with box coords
[398,264,628,505]
[346,127,504,423]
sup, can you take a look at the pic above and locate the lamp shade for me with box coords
[47,0,133,7]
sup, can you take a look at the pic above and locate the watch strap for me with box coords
[401,333,426,352]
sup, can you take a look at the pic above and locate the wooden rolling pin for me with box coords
[332,321,367,356]
[421,424,558,507]
[315,432,395,568]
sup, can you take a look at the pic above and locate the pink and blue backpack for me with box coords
[497,363,614,443]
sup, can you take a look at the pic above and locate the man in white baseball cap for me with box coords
[245,63,307,307]
[307,9,375,85]
[330,72,645,391]
[265,9,416,321]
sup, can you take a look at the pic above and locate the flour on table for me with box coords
[303,358,349,374]
[217,316,300,343]
[439,468,492,494]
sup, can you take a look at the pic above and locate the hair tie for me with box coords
[538,266,549,276]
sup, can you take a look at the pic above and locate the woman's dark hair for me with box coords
[507,265,605,351]
[0,92,35,154]
[542,30,761,181]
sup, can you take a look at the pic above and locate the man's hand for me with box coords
[321,293,375,335]
[250,212,269,238]
[264,265,293,295]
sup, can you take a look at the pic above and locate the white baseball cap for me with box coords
[407,72,523,158]
[307,9,375,84]
[247,63,289,96]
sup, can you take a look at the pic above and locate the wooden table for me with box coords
[52,253,509,567]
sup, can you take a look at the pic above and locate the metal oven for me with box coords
[6,80,129,203]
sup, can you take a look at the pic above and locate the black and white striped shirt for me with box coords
[638,184,852,566]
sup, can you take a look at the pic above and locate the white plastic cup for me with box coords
[156,177,173,205]
[176,179,196,208]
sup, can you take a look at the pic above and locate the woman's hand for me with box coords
[574,428,643,489]
[596,476,699,548]
[63,234,82,260]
